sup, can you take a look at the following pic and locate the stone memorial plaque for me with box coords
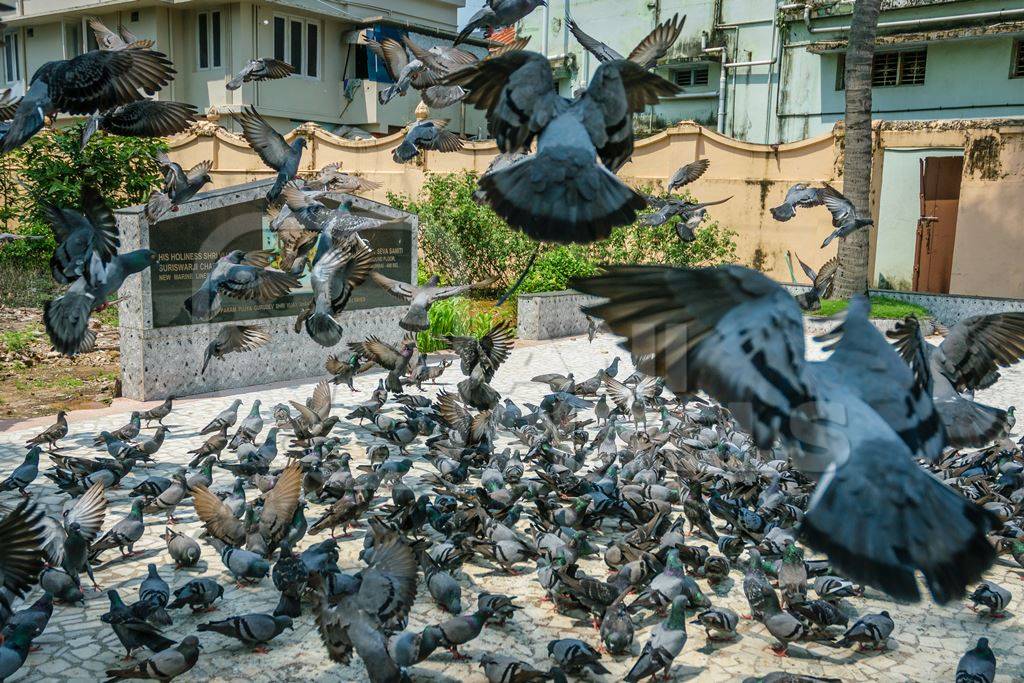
[148,198,414,328]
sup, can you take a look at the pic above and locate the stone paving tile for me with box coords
[0,331,1022,682]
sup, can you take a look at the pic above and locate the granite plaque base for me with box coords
[115,180,418,400]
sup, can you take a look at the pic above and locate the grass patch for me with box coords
[812,295,932,320]
[1,327,40,354]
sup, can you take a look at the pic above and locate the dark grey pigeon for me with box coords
[365,37,430,105]
[167,577,224,612]
[770,183,823,221]
[301,240,374,347]
[218,544,270,584]
[791,252,837,312]
[392,119,464,163]
[1,47,175,153]
[0,446,40,496]
[455,0,546,45]
[227,58,295,90]
[576,264,997,603]
[104,634,201,683]
[956,637,995,683]
[197,613,293,652]
[625,595,688,681]
[45,249,157,355]
[90,498,146,560]
[667,156,709,191]
[184,249,299,322]
[139,564,170,609]
[0,624,34,681]
[235,105,306,203]
[146,152,213,222]
[444,52,678,243]
[43,186,120,286]
[568,12,685,71]
[100,589,176,658]
[643,195,731,242]
[40,567,85,605]
[547,638,609,675]
[835,610,895,650]
[202,324,271,374]
[819,183,873,247]
[82,100,198,148]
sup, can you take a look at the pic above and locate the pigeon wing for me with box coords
[668,158,710,190]
[627,13,686,69]
[235,106,294,171]
[566,13,624,63]
[937,312,1024,392]
[48,49,175,115]
[191,486,246,546]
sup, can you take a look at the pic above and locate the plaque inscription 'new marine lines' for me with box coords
[147,197,414,328]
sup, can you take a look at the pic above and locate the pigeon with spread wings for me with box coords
[184,249,300,322]
[88,17,155,51]
[370,272,496,332]
[227,58,295,90]
[575,264,997,603]
[202,325,272,374]
[235,106,306,204]
[348,336,418,394]
[887,314,1023,447]
[567,12,685,71]
[392,119,464,163]
[1,47,175,154]
[667,157,710,192]
[82,101,198,149]
[297,238,374,347]
[304,163,381,193]
[791,252,838,312]
[444,319,515,383]
[819,183,873,248]
[643,195,731,242]
[442,52,678,242]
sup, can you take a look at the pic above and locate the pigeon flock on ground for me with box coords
[0,6,1021,683]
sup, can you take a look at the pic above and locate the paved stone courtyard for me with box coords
[1,331,1022,682]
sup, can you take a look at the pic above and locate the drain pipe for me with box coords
[701,31,728,134]
[803,5,1024,34]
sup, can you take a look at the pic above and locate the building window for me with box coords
[64,20,83,59]
[3,31,19,84]
[272,14,319,78]
[1012,39,1024,78]
[197,11,222,70]
[836,48,926,89]
[673,65,710,87]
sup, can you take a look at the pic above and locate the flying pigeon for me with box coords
[392,119,464,163]
[88,17,154,51]
[82,100,198,148]
[770,183,824,222]
[819,183,873,247]
[568,12,686,71]
[227,57,296,90]
[790,252,837,311]
[235,105,306,203]
[183,249,300,322]
[370,271,496,331]
[202,324,271,374]
[575,264,998,603]
[455,0,547,45]
[443,51,678,242]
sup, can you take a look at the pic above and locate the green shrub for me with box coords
[0,123,167,268]
[813,295,932,320]
[416,297,500,352]
[390,171,738,296]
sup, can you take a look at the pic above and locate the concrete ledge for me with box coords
[516,290,603,340]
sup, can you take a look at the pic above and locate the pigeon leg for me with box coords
[448,646,469,660]
[253,645,270,654]
[769,644,789,657]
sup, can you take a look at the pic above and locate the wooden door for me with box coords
[913,156,963,293]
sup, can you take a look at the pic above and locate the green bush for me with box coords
[813,296,932,320]
[0,123,167,269]
[389,171,738,295]
[416,296,499,352]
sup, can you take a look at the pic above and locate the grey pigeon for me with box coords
[162,527,201,569]
[201,399,243,434]
[969,580,1011,617]
[692,606,739,640]
[45,248,156,355]
[392,119,464,163]
[818,183,873,247]
[422,608,492,658]
[202,324,271,374]
[43,186,120,286]
[143,470,188,522]
[568,12,685,71]
[82,100,198,149]
[139,564,170,610]
[577,265,998,603]
[90,499,146,560]
[770,183,824,222]
[197,613,293,652]
[25,410,68,450]
[365,37,433,106]
[300,239,374,347]
[104,635,201,682]
[760,603,811,657]
[184,249,299,322]
[0,446,40,496]
[235,105,306,203]
[455,0,546,45]
[667,156,710,191]
[956,637,996,683]
[371,271,495,331]
[479,653,556,683]
[218,544,270,584]
[150,151,213,216]
[836,610,894,651]
[140,396,174,426]
[100,589,176,657]
[1,47,175,153]
[44,484,105,591]
[888,313,1024,447]
[643,194,731,241]
[88,17,153,51]
[167,577,223,612]
[625,595,688,681]
[0,624,34,680]
[40,567,85,604]
[227,57,295,90]
[423,554,462,614]
[445,52,678,243]
[791,252,837,311]
[547,638,608,675]
[1,592,52,642]
[229,400,264,449]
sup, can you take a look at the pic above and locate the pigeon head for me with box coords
[275,614,295,631]
[122,249,159,273]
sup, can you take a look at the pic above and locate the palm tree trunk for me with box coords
[834,0,883,298]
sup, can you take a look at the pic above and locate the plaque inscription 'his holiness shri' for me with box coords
[148,198,414,329]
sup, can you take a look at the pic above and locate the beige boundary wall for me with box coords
[165,115,1024,298]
